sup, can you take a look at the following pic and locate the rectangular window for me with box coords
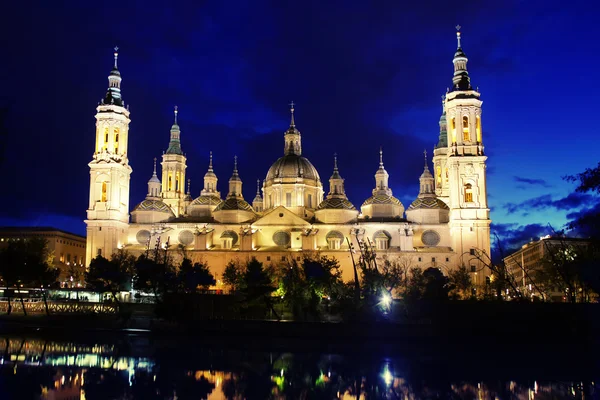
[266,256,271,261]
[67,254,71,263]
[307,194,312,208]
[296,257,301,261]
[432,257,436,262]
[286,193,292,207]
[470,265,476,273]
[446,257,449,262]
[418,257,422,262]
[97,249,102,257]
[281,256,286,261]
[74,255,78,264]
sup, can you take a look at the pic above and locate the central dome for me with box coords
[265,154,321,184]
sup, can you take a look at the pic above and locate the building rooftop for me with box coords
[0,227,86,240]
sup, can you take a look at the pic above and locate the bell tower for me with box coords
[444,27,491,283]
[85,47,132,265]
[161,106,187,217]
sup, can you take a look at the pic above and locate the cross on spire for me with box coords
[152,157,157,175]
[113,46,119,68]
[233,155,238,172]
[256,179,261,195]
[379,147,384,167]
[333,152,338,170]
[174,105,178,124]
[289,101,296,127]
[455,25,462,48]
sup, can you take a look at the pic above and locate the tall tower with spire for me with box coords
[433,96,450,202]
[161,106,187,217]
[85,47,132,265]
[444,27,491,282]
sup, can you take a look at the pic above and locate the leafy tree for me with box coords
[133,254,176,301]
[565,162,600,237]
[85,250,134,305]
[448,266,474,300]
[277,255,344,321]
[222,260,244,292]
[177,258,215,292]
[404,267,450,302]
[0,237,58,315]
[240,257,280,319]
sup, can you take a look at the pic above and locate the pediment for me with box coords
[253,206,311,227]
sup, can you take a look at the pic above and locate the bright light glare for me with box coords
[381,367,393,386]
[381,293,392,306]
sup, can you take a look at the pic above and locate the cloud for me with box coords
[491,222,550,263]
[513,176,551,188]
[504,193,595,215]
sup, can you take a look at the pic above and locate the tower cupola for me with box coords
[166,106,183,155]
[103,47,124,107]
[147,158,161,199]
[451,25,472,91]
[284,101,302,156]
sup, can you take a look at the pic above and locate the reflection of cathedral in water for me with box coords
[0,337,594,399]
[84,30,493,284]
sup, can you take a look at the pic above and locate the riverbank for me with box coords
[0,300,598,355]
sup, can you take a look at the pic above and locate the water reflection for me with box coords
[0,336,596,399]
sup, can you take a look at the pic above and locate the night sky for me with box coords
[1,1,598,256]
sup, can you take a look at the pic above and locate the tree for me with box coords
[132,254,176,301]
[177,258,215,293]
[404,267,450,302]
[240,257,280,319]
[277,255,344,321]
[448,266,474,300]
[85,250,134,306]
[565,162,600,238]
[222,260,244,292]
[0,237,58,315]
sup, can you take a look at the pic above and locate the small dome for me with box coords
[213,197,254,212]
[361,194,403,207]
[132,199,175,215]
[454,48,467,58]
[265,154,320,184]
[317,197,356,211]
[190,195,222,206]
[407,197,449,211]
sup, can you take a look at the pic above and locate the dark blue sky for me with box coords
[1,0,598,254]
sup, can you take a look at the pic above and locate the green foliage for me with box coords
[222,260,244,292]
[0,236,59,315]
[132,254,176,300]
[448,266,474,300]
[277,255,344,321]
[404,267,450,302]
[177,258,215,292]
[86,249,135,303]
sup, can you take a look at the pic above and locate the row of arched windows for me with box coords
[450,115,481,143]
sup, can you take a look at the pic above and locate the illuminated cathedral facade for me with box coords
[85,31,491,285]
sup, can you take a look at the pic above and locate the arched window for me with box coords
[176,176,180,191]
[462,116,470,141]
[436,165,442,187]
[114,128,119,153]
[103,127,109,151]
[451,118,457,143]
[464,183,473,203]
[476,116,482,142]
[101,181,107,202]
[168,175,172,191]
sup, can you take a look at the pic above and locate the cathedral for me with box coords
[85,30,491,285]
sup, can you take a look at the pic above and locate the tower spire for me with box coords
[114,46,119,69]
[379,147,384,167]
[165,106,183,155]
[451,25,472,91]
[152,157,157,176]
[423,149,428,169]
[289,101,295,127]
[283,102,302,155]
[187,178,191,195]
[256,179,261,196]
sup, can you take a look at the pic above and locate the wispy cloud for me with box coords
[513,176,552,188]
[504,193,595,215]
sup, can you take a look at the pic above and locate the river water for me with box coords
[0,333,597,399]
